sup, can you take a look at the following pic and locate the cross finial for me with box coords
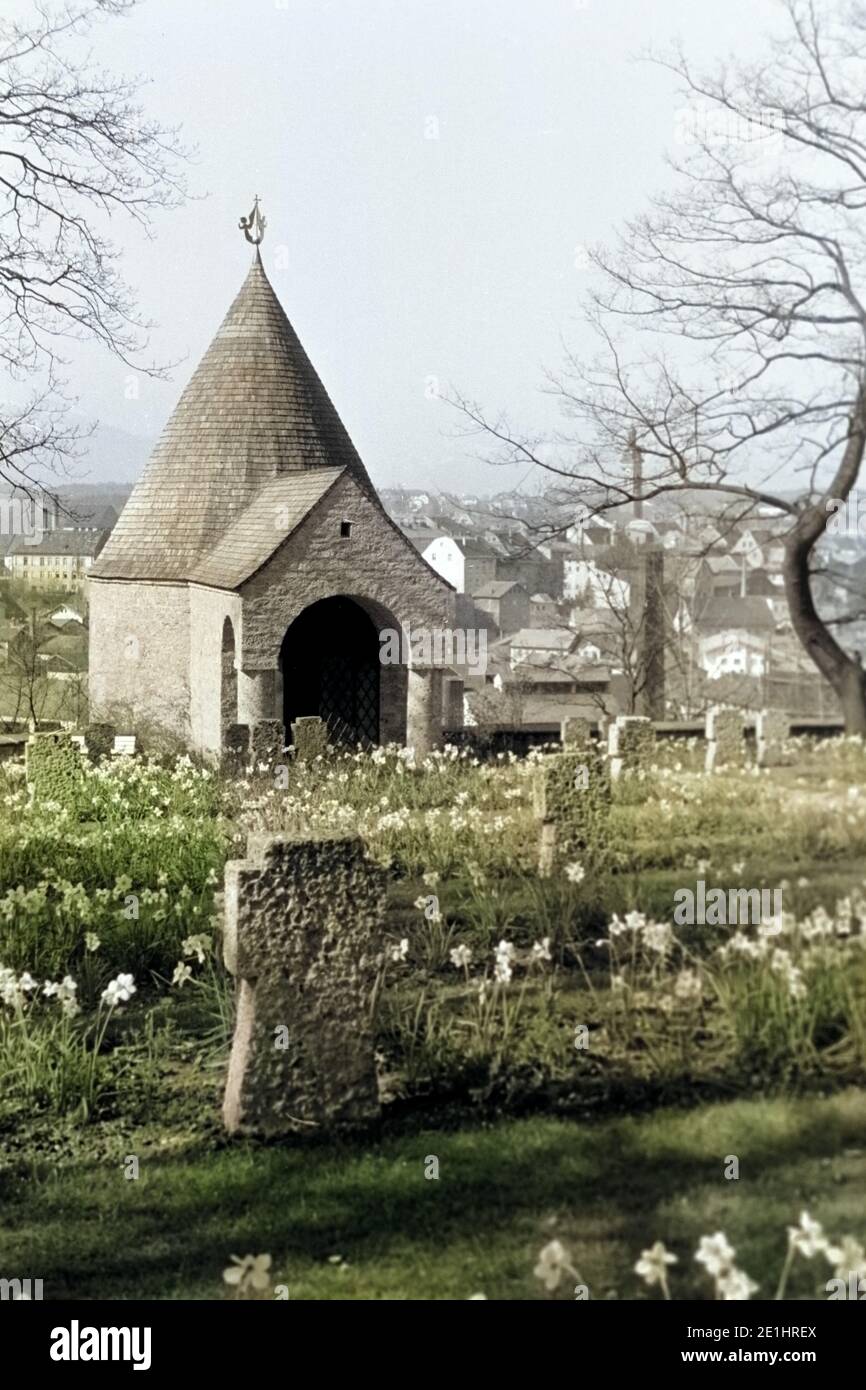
[239,195,267,246]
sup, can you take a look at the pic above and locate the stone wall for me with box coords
[89,579,192,745]
[240,473,454,749]
[188,587,242,757]
[90,474,453,759]
[240,474,454,670]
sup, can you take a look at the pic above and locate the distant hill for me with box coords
[71,420,155,486]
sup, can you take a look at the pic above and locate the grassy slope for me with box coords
[2,1089,864,1301]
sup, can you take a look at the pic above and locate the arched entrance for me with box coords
[280,596,380,746]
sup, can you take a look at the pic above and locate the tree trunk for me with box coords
[781,383,866,734]
[784,524,866,734]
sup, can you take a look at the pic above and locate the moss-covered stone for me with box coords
[535,746,611,875]
[25,732,85,808]
[561,716,592,749]
[608,716,655,779]
[705,706,745,772]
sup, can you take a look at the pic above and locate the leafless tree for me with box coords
[0,579,74,725]
[451,0,866,731]
[0,0,186,501]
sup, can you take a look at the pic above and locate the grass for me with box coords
[2,739,866,1300]
[1,1089,863,1300]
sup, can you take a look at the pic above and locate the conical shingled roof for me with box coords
[91,251,375,583]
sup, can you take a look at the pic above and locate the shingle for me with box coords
[91,252,373,583]
[190,469,343,589]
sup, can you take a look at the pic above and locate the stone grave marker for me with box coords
[561,716,592,749]
[25,731,85,807]
[222,723,250,775]
[250,719,285,770]
[290,715,329,760]
[756,709,791,767]
[222,833,386,1136]
[535,745,611,876]
[704,706,745,773]
[608,715,654,779]
[84,723,116,764]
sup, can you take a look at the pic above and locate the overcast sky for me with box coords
[9,0,785,493]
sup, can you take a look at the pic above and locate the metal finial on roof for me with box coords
[239,195,267,245]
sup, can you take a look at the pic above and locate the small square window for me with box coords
[340,520,352,538]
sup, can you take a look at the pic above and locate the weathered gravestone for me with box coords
[704,706,745,773]
[84,722,116,764]
[222,722,251,775]
[561,716,592,749]
[756,709,791,767]
[250,719,285,771]
[223,833,386,1136]
[608,715,655,780]
[290,715,329,760]
[25,731,84,807]
[535,746,611,876]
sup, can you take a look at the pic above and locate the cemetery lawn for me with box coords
[1,1088,864,1300]
[2,740,866,1299]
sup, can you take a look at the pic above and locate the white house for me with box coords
[403,531,465,591]
[563,558,630,609]
[698,629,770,678]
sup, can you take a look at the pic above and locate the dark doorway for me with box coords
[280,596,380,747]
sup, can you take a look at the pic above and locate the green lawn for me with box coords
[2,1089,863,1300]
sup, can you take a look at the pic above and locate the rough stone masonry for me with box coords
[222,833,386,1136]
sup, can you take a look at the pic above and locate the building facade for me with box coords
[89,244,455,758]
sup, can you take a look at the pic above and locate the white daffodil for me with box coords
[530,938,552,964]
[695,1232,736,1278]
[450,944,472,970]
[494,956,513,985]
[223,1253,272,1293]
[533,1239,573,1292]
[825,1236,866,1281]
[493,939,515,985]
[389,938,409,963]
[788,1211,829,1258]
[84,933,101,953]
[716,1266,759,1301]
[182,933,211,963]
[172,961,193,988]
[635,1241,678,1290]
[101,973,137,1008]
[565,862,585,884]
[673,968,703,1004]
[643,922,673,955]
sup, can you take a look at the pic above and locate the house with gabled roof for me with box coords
[471,579,530,634]
[89,232,454,757]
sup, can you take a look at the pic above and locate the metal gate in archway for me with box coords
[280,596,380,747]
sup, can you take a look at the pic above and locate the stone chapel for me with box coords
[88,217,455,759]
